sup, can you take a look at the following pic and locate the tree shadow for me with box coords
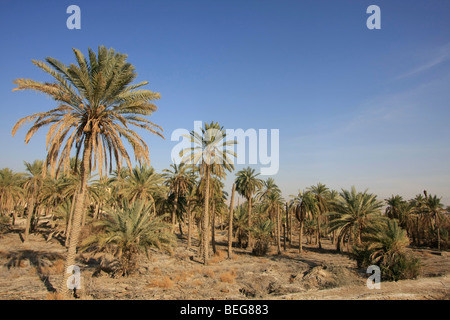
[4,250,65,292]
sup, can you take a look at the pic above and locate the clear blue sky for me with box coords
[1,0,450,204]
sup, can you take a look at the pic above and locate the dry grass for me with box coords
[147,276,174,289]
[210,250,227,264]
[151,267,162,275]
[46,292,65,300]
[203,268,215,278]
[219,269,237,283]
[173,271,191,282]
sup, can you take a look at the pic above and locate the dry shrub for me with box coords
[210,250,227,264]
[173,271,190,282]
[220,288,230,293]
[219,270,236,283]
[148,276,174,289]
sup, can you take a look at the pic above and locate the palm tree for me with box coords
[356,219,421,281]
[328,186,383,252]
[256,178,281,201]
[0,168,25,225]
[308,183,329,249]
[81,200,176,276]
[250,218,274,256]
[12,46,163,296]
[120,165,166,214]
[385,195,415,241]
[235,167,263,248]
[228,183,236,259]
[185,183,200,250]
[291,190,317,253]
[261,190,284,254]
[180,121,236,264]
[163,163,195,230]
[424,194,445,251]
[22,160,44,241]
[233,203,249,248]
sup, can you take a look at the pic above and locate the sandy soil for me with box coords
[0,224,449,300]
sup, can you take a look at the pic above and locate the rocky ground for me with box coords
[0,224,449,300]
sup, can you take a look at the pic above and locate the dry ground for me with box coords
[0,222,449,300]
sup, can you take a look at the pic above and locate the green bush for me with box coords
[251,218,274,256]
[352,219,422,281]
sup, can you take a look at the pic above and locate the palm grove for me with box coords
[1,47,449,297]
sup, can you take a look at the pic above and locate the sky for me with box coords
[0,0,449,204]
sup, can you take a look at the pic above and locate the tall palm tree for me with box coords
[262,190,284,254]
[308,183,329,249]
[180,121,236,264]
[424,194,445,251]
[328,186,383,252]
[291,190,317,253]
[11,46,163,296]
[235,167,263,248]
[163,163,195,229]
[256,178,281,201]
[23,160,44,241]
[385,195,415,240]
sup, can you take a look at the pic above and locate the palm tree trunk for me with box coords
[172,192,178,232]
[289,206,293,248]
[276,205,281,255]
[247,196,253,248]
[285,202,289,246]
[299,219,304,253]
[211,200,216,254]
[317,215,322,249]
[187,207,192,250]
[65,193,77,247]
[59,136,92,297]
[228,183,235,259]
[24,184,37,242]
[202,165,210,265]
[435,214,441,251]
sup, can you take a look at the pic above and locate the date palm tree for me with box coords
[163,163,195,230]
[180,121,236,264]
[0,168,25,224]
[23,160,44,241]
[308,183,329,249]
[291,190,317,253]
[81,200,175,276]
[235,167,263,248]
[262,190,284,254]
[328,187,383,252]
[119,165,165,214]
[424,194,445,251]
[11,46,163,296]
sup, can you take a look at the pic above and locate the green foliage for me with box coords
[353,219,421,281]
[81,200,176,276]
[250,218,274,256]
[233,204,249,248]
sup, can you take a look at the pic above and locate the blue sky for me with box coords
[1,0,450,204]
